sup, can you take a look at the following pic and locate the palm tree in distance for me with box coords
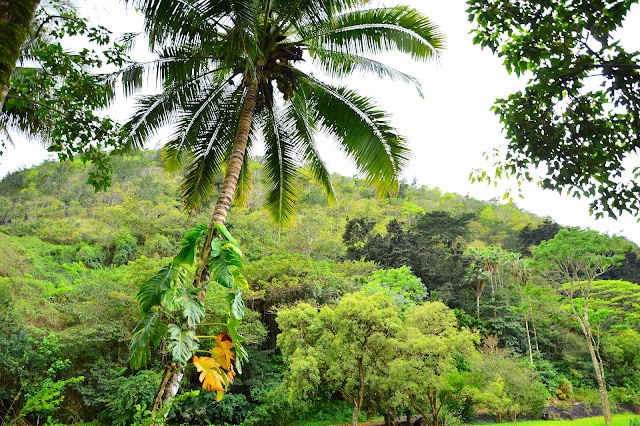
[125,0,445,417]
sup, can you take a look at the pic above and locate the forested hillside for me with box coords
[1,151,639,425]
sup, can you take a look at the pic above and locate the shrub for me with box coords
[75,244,106,269]
[104,370,162,426]
[556,377,574,401]
[140,234,175,259]
[170,391,250,425]
[112,230,138,266]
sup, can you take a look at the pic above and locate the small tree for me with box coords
[277,292,401,426]
[472,337,549,421]
[362,266,428,309]
[390,302,479,426]
[533,229,628,425]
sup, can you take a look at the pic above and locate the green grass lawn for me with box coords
[70,412,640,426]
[309,412,640,426]
[503,414,639,426]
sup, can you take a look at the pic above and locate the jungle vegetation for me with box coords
[0,153,639,425]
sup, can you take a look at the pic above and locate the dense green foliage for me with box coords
[467,0,640,218]
[1,0,130,188]
[1,152,639,425]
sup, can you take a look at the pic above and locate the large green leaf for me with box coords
[227,317,248,373]
[182,288,206,327]
[174,223,208,266]
[167,324,199,365]
[214,222,240,247]
[137,264,176,312]
[209,253,235,288]
[227,290,246,320]
[221,243,243,268]
[130,309,168,369]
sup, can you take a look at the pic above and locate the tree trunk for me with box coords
[352,402,360,426]
[405,409,413,426]
[522,295,533,365]
[409,394,429,426]
[573,297,612,425]
[0,86,8,111]
[475,281,484,320]
[585,325,612,424]
[0,0,40,109]
[151,79,259,416]
[352,357,365,426]
[528,295,540,352]
[384,413,392,426]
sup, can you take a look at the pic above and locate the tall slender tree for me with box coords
[533,229,628,425]
[125,0,445,413]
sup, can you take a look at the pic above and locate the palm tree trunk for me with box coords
[151,79,259,417]
[0,0,40,109]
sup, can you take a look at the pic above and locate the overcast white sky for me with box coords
[1,0,640,244]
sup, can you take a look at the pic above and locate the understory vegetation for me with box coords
[1,152,639,425]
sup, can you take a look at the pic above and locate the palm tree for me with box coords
[125,0,445,414]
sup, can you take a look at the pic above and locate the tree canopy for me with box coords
[467,0,640,218]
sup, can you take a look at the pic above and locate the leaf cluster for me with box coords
[2,0,131,190]
[467,0,640,218]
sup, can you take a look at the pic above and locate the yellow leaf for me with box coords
[192,355,226,392]
[226,364,236,383]
[211,333,235,370]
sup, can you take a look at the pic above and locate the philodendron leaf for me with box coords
[192,355,226,392]
[174,223,208,266]
[215,222,240,247]
[227,290,245,320]
[137,264,176,312]
[210,332,236,370]
[182,288,205,327]
[227,318,248,373]
[233,269,249,290]
[130,309,167,369]
[167,324,198,365]
[209,254,235,288]
[221,242,243,267]
[161,285,182,312]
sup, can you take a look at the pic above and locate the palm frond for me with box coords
[1,94,53,144]
[300,5,445,62]
[273,0,367,29]
[131,0,259,50]
[131,0,221,48]
[309,48,423,96]
[117,45,227,98]
[178,85,247,210]
[287,90,336,205]
[260,105,303,226]
[123,66,226,149]
[299,72,409,196]
[233,145,254,208]
[122,92,179,150]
